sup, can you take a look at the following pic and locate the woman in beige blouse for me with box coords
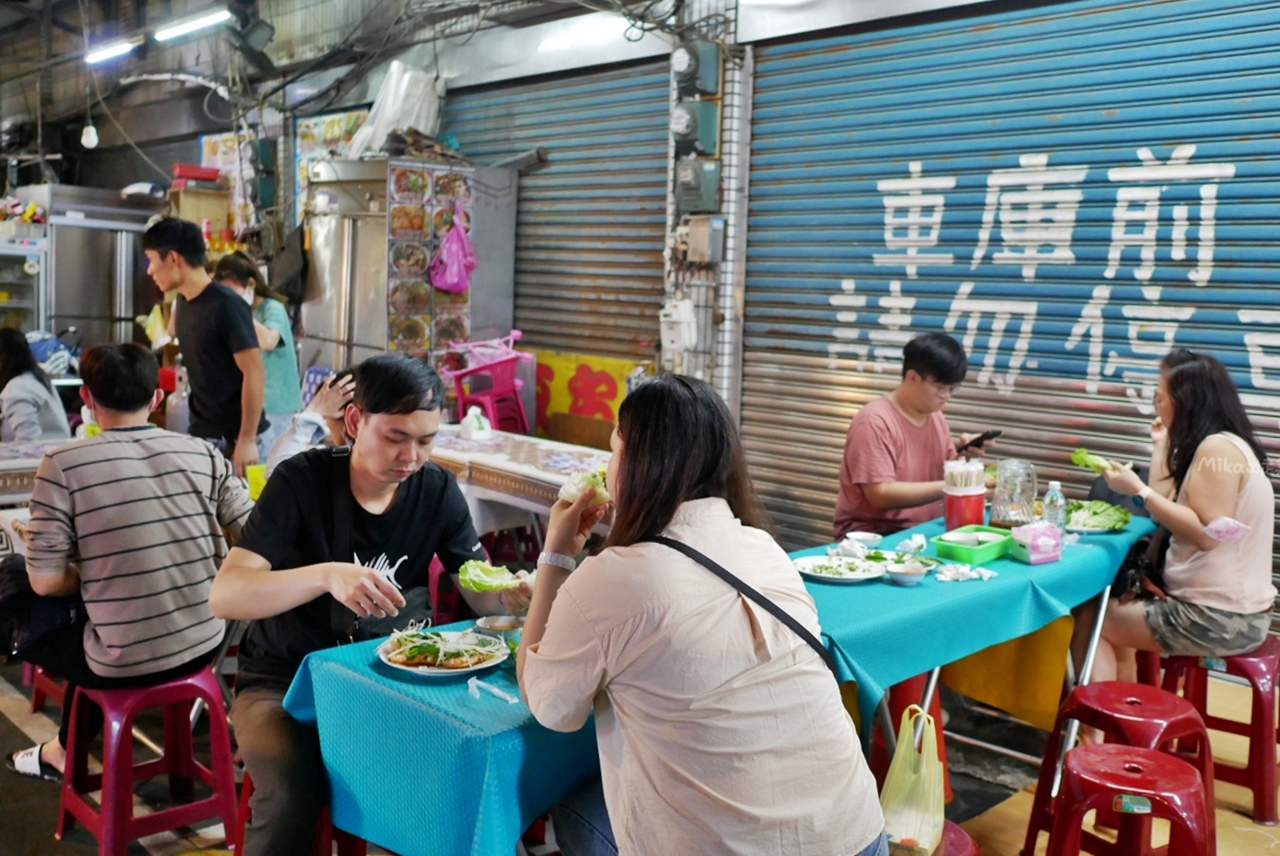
[518,375,885,856]
[1086,349,1275,686]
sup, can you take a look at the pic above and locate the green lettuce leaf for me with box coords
[559,466,612,506]
[459,560,520,592]
[1071,447,1114,474]
[1066,500,1132,531]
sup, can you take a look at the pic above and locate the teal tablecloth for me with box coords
[283,623,600,856]
[793,518,1156,728]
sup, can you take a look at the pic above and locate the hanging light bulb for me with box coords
[81,122,99,149]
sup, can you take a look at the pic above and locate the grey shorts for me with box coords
[1143,596,1272,657]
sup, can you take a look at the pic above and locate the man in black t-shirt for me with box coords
[211,354,526,856]
[143,218,266,476]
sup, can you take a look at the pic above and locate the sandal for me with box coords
[6,743,61,782]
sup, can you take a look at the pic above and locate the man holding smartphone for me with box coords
[834,332,994,538]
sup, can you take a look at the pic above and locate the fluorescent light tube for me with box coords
[155,9,232,42]
[86,40,139,64]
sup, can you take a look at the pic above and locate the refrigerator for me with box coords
[15,185,168,348]
[298,158,518,374]
[0,233,46,333]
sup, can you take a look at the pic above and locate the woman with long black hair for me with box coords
[1088,349,1275,685]
[517,375,884,856]
[0,327,68,442]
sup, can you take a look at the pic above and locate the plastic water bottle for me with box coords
[1044,480,1067,534]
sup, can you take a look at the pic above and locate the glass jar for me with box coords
[990,459,1038,529]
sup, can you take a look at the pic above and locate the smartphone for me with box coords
[957,429,1003,454]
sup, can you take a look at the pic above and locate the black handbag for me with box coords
[0,554,81,656]
[646,536,838,679]
[1116,526,1170,600]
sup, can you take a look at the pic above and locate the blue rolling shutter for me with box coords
[742,0,1280,619]
[440,61,669,359]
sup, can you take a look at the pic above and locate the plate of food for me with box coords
[390,242,429,276]
[377,628,508,677]
[391,167,429,202]
[795,551,938,584]
[1065,500,1131,533]
[389,279,431,315]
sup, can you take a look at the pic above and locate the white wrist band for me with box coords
[537,551,576,572]
[1137,485,1153,501]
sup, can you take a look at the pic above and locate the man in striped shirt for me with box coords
[7,343,253,782]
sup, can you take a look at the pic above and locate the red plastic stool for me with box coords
[1048,744,1209,856]
[1154,636,1280,826]
[56,667,238,856]
[937,820,984,856]
[25,664,66,713]
[235,773,367,856]
[1023,681,1215,856]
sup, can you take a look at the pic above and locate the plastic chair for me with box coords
[56,666,238,856]
[446,355,530,434]
[301,366,335,409]
[25,663,66,713]
[1147,635,1280,825]
[1023,681,1215,856]
[937,820,984,856]
[1048,744,1209,856]
[235,773,368,856]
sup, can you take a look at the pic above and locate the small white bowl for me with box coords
[845,531,884,547]
[475,615,524,633]
[888,568,927,587]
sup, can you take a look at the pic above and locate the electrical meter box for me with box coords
[670,101,720,157]
[671,41,721,97]
[675,159,721,216]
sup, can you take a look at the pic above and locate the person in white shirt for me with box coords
[518,375,885,856]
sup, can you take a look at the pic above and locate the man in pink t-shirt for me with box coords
[835,333,989,538]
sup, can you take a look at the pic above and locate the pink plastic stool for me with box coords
[24,663,66,713]
[449,355,530,434]
[1023,681,1214,856]
[1048,744,1209,856]
[1154,636,1280,825]
[56,666,238,856]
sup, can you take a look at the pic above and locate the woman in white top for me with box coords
[518,375,884,856]
[1087,349,1275,685]
[0,327,69,442]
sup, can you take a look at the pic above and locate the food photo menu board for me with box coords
[293,108,370,225]
[384,159,475,365]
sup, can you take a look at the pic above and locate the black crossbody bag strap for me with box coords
[330,447,356,642]
[647,536,838,678]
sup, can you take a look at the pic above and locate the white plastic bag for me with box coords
[880,705,946,856]
[347,60,443,159]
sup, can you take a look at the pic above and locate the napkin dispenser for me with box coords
[1011,521,1062,564]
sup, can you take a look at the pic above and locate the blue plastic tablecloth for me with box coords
[793,518,1156,729]
[284,624,600,856]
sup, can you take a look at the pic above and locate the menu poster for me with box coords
[293,108,369,225]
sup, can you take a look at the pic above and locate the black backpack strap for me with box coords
[647,536,838,678]
[330,447,356,642]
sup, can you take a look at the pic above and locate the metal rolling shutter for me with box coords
[440,61,669,359]
[742,0,1280,624]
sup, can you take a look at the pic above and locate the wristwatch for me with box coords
[537,551,577,572]
[1133,485,1153,507]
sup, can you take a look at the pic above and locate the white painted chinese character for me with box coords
[1103,303,1196,413]
[1065,285,1112,395]
[971,153,1088,281]
[1104,145,1234,288]
[1239,309,1280,393]
[873,162,956,279]
[827,279,916,374]
[943,282,1038,392]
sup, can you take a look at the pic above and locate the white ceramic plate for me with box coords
[1066,525,1125,534]
[376,631,508,677]
[796,552,937,584]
